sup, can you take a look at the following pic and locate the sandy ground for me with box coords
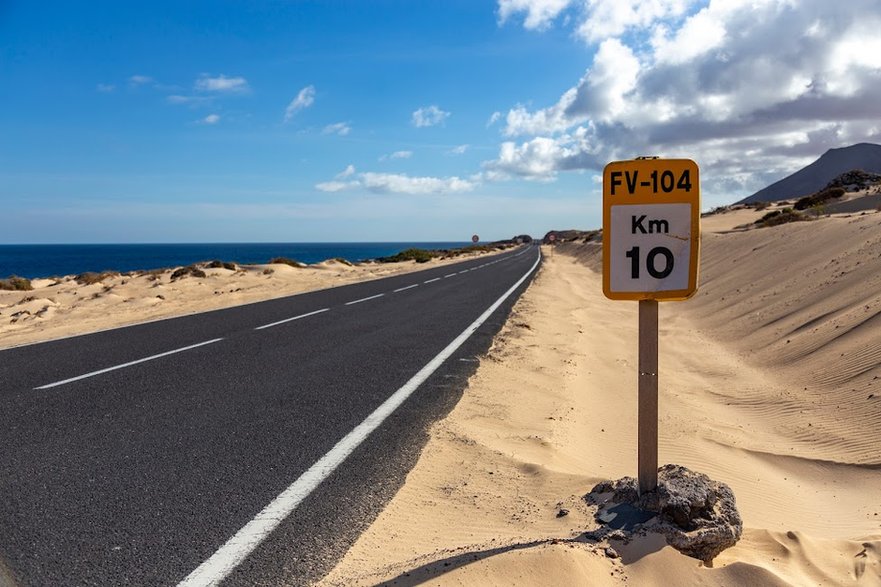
[0,251,506,350]
[320,209,881,586]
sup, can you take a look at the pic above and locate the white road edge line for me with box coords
[254,308,330,331]
[176,249,542,587]
[345,293,385,306]
[423,277,441,284]
[34,338,225,390]
[393,284,419,293]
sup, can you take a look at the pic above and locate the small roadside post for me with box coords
[602,157,700,495]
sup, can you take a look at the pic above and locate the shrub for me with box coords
[377,248,436,263]
[794,187,845,210]
[754,209,781,223]
[754,201,770,211]
[755,207,806,227]
[170,265,207,280]
[0,276,33,291]
[206,260,238,270]
[75,271,119,285]
[269,257,304,268]
[332,257,353,266]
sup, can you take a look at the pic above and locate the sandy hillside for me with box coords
[320,210,881,586]
[0,250,506,350]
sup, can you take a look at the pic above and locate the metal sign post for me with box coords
[602,157,700,495]
[638,299,659,493]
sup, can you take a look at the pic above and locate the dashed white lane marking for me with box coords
[444,273,457,278]
[34,338,225,390]
[424,277,441,284]
[254,308,330,331]
[345,293,385,306]
[176,248,542,587]
[458,270,468,274]
[393,284,419,293]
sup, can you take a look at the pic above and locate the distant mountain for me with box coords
[738,143,881,204]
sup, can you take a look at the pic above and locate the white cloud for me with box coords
[200,114,221,125]
[576,0,698,44]
[412,105,450,128]
[128,75,153,86]
[316,170,476,195]
[323,122,351,136]
[450,144,469,155]
[487,111,502,127]
[497,0,572,30]
[337,164,356,178]
[285,85,316,122]
[315,181,355,193]
[485,126,603,180]
[379,150,414,162]
[166,94,213,106]
[362,173,474,194]
[195,74,249,93]
[489,0,881,201]
[96,83,115,92]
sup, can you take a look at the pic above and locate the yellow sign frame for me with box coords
[602,158,700,301]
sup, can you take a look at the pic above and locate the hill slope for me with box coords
[738,142,881,203]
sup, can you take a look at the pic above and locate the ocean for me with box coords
[0,242,471,279]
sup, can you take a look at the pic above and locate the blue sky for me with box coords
[3,1,880,243]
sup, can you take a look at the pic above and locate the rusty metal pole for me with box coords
[638,299,659,494]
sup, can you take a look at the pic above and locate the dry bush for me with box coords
[0,276,33,291]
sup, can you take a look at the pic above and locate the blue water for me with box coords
[0,243,471,279]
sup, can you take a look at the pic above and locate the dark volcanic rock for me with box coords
[587,464,742,565]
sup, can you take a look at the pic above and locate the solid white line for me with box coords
[254,308,330,331]
[393,284,419,293]
[423,277,441,284]
[444,273,457,278]
[34,338,225,390]
[345,293,385,306]
[176,249,542,587]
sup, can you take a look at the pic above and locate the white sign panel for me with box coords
[609,203,693,293]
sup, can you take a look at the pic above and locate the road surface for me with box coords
[0,245,541,586]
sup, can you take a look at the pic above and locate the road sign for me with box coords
[472,234,479,243]
[548,234,556,242]
[601,157,700,496]
[602,158,700,301]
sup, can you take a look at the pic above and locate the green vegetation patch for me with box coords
[0,275,33,291]
[205,260,238,270]
[170,265,207,280]
[269,257,304,267]
[376,248,437,264]
[75,271,120,285]
[754,207,808,228]
[793,187,845,211]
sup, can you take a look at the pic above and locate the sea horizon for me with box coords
[0,241,474,279]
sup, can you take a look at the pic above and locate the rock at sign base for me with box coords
[587,464,743,565]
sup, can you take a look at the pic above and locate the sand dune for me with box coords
[320,210,881,586]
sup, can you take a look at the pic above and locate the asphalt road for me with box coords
[0,245,541,587]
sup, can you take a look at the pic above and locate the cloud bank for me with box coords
[492,0,881,199]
